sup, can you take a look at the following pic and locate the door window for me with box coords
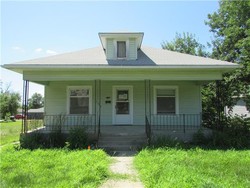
[116,90,129,114]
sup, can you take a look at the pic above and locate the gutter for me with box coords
[2,63,239,75]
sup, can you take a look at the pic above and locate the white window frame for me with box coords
[154,86,179,115]
[67,86,92,115]
[115,40,128,59]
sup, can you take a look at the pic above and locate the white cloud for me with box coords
[12,46,23,51]
[34,48,43,53]
[46,50,57,55]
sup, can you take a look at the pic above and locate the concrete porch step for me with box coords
[98,134,148,152]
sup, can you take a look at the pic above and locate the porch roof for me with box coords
[3,46,239,74]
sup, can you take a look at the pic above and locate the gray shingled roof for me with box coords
[3,46,238,72]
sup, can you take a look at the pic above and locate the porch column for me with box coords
[22,80,29,133]
[145,79,151,122]
[95,80,101,135]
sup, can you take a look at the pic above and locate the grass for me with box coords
[0,121,22,146]
[135,148,250,188]
[0,146,110,188]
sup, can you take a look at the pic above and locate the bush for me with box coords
[68,127,89,149]
[211,125,250,148]
[20,133,44,150]
[192,129,210,145]
[47,132,66,148]
[204,115,250,149]
[20,126,91,150]
[151,136,184,149]
[20,131,66,149]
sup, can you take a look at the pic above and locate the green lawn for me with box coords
[135,148,250,188]
[0,146,110,188]
[0,121,22,146]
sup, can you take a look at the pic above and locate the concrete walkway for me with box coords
[100,156,144,188]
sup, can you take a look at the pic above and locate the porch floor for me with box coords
[99,125,146,136]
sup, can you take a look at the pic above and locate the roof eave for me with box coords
[2,64,239,74]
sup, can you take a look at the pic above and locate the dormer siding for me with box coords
[105,38,137,60]
[106,38,114,59]
[99,32,144,61]
[128,38,137,60]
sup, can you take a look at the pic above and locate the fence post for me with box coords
[183,114,186,133]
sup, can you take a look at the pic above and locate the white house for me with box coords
[3,32,238,147]
[225,97,250,118]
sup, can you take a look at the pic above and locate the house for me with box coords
[3,32,238,148]
[224,96,250,118]
[28,107,44,119]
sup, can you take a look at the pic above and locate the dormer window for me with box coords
[117,41,126,58]
[99,32,144,60]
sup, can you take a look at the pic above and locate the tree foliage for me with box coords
[0,84,21,119]
[161,32,209,57]
[205,0,250,117]
[28,93,44,109]
[161,1,250,130]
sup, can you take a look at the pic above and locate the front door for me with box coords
[113,86,133,125]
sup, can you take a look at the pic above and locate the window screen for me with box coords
[156,89,176,114]
[69,88,89,114]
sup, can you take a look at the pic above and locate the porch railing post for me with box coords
[183,114,186,133]
[22,80,29,133]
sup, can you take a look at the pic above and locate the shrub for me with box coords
[20,133,44,150]
[198,116,250,149]
[192,129,209,145]
[20,131,66,149]
[46,131,66,148]
[151,136,184,149]
[68,127,89,149]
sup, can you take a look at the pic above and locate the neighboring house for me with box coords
[16,107,44,119]
[225,97,250,118]
[3,32,238,144]
[28,107,44,119]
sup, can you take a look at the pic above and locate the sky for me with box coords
[0,0,219,97]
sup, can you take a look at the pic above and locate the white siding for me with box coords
[45,81,96,115]
[106,38,114,59]
[150,81,201,115]
[100,81,145,125]
[105,38,137,60]
[128,38,137,60]
[44,80,202,125]
[225,99,250,117]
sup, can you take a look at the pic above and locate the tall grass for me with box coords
[135,148,250,188]
[0,146,110,188]
[0,121,21,146]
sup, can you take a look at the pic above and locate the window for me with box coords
[68,87,91,114]
[155,87,178,114]
[117,41,126,58]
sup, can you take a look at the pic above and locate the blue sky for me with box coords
[1,0,219,96]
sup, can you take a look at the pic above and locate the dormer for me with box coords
[99,32,144,60]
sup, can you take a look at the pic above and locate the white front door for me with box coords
[113,86,133,125]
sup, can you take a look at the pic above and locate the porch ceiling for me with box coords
[22,68,223,81]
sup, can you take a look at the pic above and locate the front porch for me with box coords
[23,113,203,143]
[21,79,205,149]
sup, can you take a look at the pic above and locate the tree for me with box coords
[205,0,250,115]
[28,93,44,109]
[161,32,219,126]
[0,84,21,119]
[161,32,209,57]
